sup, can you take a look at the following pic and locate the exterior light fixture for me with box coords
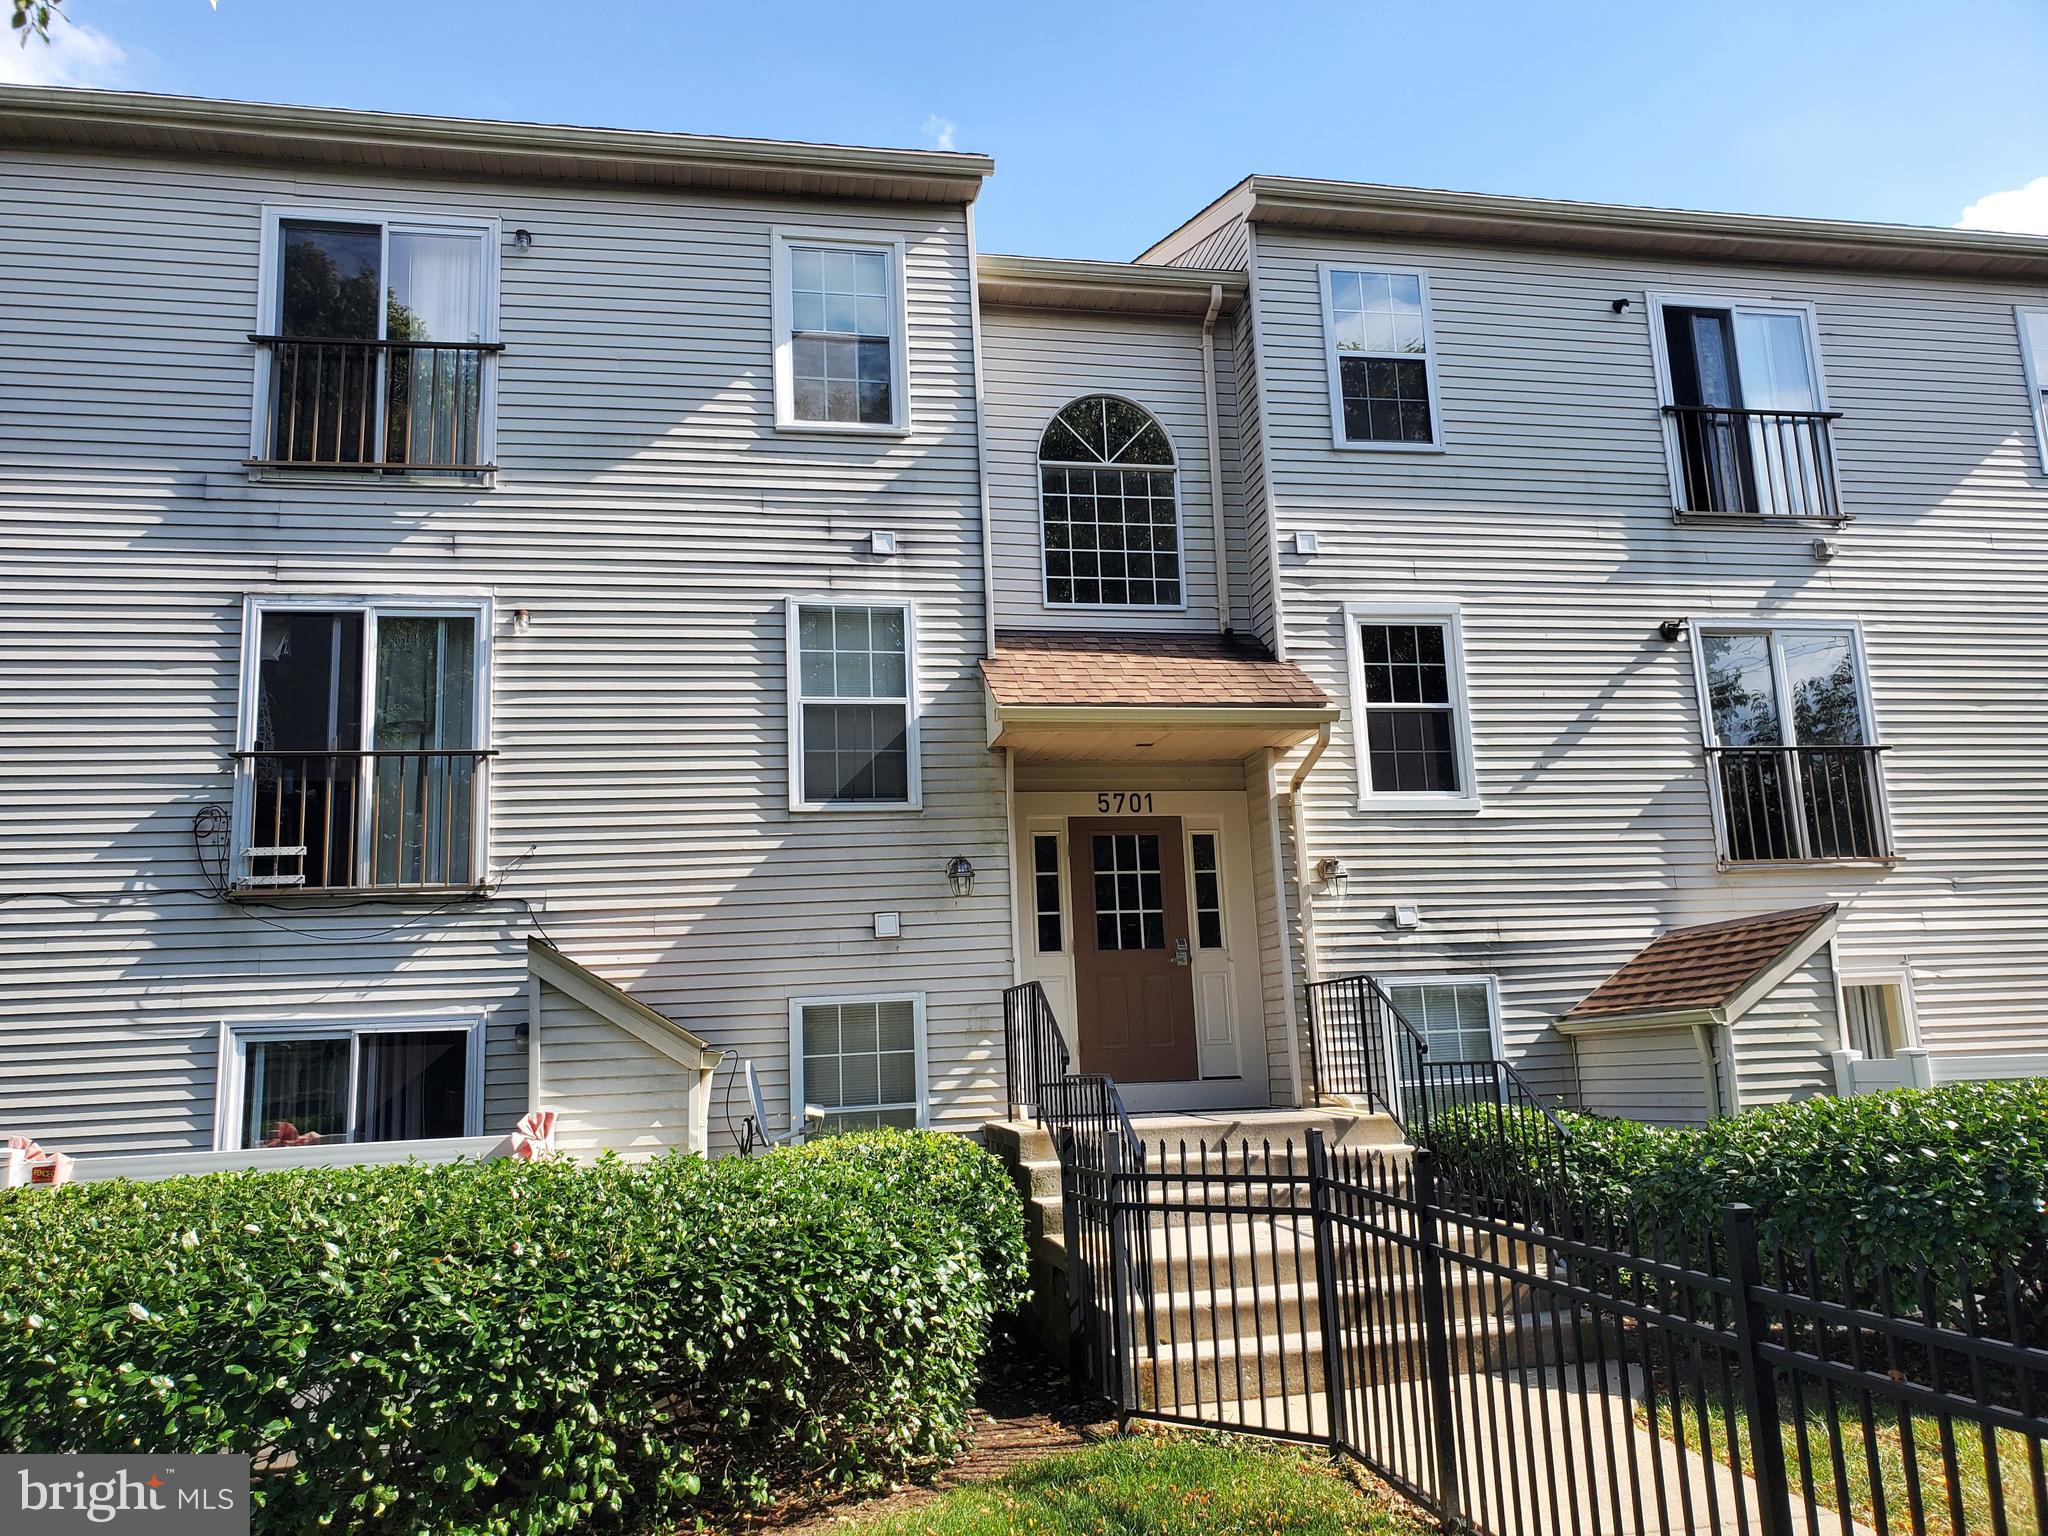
[1610,298,1633,314]
[1313,857,1348,896]
[512,608,532,634]
[1658,618,1688,643]
[946,856,975,896]
[512,228,534,252]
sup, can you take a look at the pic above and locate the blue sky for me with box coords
[8,0,2047,259]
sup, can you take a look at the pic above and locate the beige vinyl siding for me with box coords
[1575,1027,1711,1125]
[1163,215,1251,273]
[535,978,700,1161]
[1212,315,1255,634]
[1246,750,1300,1106]
[0,149,1010,1156]
[1247,224,2048,1099]
[979,306,1225,631]
[1232,261,1281,649]
[1726,951,1842,1110]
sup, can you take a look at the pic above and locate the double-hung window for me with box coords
[1319,265,1443,448]
[771,230,909,432]
[791,994,926,1134]
[1649,294,1839,520]
[2019,308,2048,474]
[219,1018,484,1150]
[1344,604,1478,809]
[252,209,499,475]
[235,597,491,891]
[1693,623,1889,864]
[1381,975,1501,1109]
[787,598,920,810]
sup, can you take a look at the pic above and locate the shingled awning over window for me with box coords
[1563,904,1840,1031]
[981,630,1337,764]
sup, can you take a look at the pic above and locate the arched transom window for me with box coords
[1039,396,1180,608]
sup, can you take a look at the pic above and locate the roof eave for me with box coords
[978,253,1248,316]
[1241,175,2048,280]
[1558,1005,1726,1036]
[0,87,994,205]
[990,702,1341,728]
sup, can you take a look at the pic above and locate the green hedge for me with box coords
[0,1129,1029,1535]
[1428,1079,2048,1277]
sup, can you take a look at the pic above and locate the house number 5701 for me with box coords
[1095,792,1154,814]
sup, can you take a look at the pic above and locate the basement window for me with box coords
[219,1018,484,1150]
[791,994,926,1134]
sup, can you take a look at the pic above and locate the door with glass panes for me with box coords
[1068,818,1199,1082]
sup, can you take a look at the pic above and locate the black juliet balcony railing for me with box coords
[1663,404,1844,521]
[1707,743,1892,864]
[235,749,493,892]
[249,335,503,474]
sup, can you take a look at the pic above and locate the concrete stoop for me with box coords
[986,1105,1585,1411]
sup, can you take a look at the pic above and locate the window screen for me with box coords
[800,998,919,1133]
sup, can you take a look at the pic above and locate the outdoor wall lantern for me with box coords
[1313,856,1348,896]
[512,228,535,252]
[946,856,976,896]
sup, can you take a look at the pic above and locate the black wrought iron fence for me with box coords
[1664,404,1844,521]
[250,335,502,473]
[1059,1126,2048,1536]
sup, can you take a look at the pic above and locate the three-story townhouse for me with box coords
[0,89,1014,1164]
[6,88,2048,1179]
[1138,177,2048,1121]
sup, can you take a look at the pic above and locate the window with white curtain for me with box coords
[255,208,497,473]
[238,597,490,890]
[220,1019,482,1150]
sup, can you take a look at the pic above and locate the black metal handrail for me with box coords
[1002,981,1145,1169]
[1662,404,1844,521]
[1706,742,1891,863]
[249,334,502,473]
[1304,972,1570,1197]
[235,747,491,892]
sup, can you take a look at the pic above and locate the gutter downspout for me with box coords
[1199,282,1232,636]
[1283,722,1332,1103]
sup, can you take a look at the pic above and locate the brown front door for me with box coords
[1069,817,1199,1082]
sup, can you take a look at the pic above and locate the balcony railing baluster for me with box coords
[248,334,502,474]
[1663,404,1844,521]
[233,748,492,893]
[1707,743,1890,863]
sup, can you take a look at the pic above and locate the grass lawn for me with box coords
[1650,1390,2039,1534]
[832,1433,1427,1535]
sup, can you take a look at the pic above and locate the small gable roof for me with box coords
[1563,904,1839,1031]
[527,937,713,1067]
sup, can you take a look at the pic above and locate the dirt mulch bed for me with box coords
[734,1338,1114,1532]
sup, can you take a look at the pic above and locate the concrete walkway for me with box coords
[1192,1360,1865,1536]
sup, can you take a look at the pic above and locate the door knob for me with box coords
[1172,938,1190,966]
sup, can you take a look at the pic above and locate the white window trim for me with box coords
[784,594,923,813]
[232,593,495,889]
[787,990,929,1133]
[1317,262,1447,453]
[769,227,912,437]
[250,205,503,479]
[1037,392,1189,612]
[1343,600,1480,811]
[1643,290,1839,519]
[1685,616,1890,867]
[2017,306,2048,476]
[1835,966,1922,1054]
[1376,973,1505,1093]
[213,1014,487,1152]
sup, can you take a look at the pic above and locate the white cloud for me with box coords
[1956,177,2048,236]
[0,18,130,88]
[921,113,957,152]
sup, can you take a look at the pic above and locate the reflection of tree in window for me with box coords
[1040,396,1180,607]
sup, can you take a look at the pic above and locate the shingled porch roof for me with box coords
[981,630,1337,764]
[1562,904,1840,1031]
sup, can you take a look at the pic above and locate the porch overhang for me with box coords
[981,629,1337,765]
[988,700,1339,764]
[1558,903,1840,1035]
